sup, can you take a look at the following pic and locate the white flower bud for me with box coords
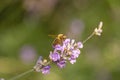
[94,21,103,36]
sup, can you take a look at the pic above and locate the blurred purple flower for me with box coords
[19,45,37,64]
[67,19,85,39]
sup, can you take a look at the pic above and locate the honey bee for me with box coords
[49,34,66,47]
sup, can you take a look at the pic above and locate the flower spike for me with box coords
[33,56,51,74]
[94,21,103,36]
[33,21,103,74]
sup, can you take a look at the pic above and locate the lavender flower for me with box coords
[54,44,63,51]
[77,42,83,48]
[62,39,82,57]
[57,59,66,68]
[33,56,51,74]
[34,34,85,74]
[64,39,83,64]
[41,66,51,74]
[71,49,80,58]
[63,39,70,45]
[69,59,76,64]
[49,51,60,62]
[50,38,83,67]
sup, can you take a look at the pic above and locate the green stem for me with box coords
[8,69,34,80]
[82,32,95,44]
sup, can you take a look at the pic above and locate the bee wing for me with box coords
[48,35,57,38]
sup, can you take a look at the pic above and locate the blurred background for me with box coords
[0,0,120,80]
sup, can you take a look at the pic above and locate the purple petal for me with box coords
[77,42,83,48]
[69,59,76,64]
[54,45,63,51]
[49,52,60,62]
[63,39,70,45]
[68,55,77,64]
[41,66,51,74]
[57,60,66,68]
[72,49,80,58]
